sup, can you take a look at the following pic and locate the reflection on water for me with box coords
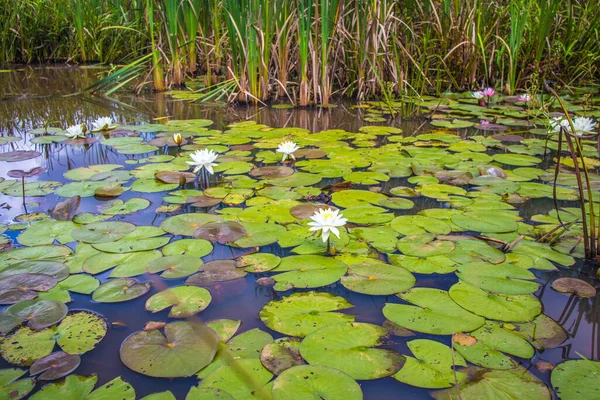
[0,66,599,399]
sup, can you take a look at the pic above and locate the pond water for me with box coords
[0,66,599,399]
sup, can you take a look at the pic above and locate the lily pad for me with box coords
[0,299,67,333]
[194,221,247,244]
[0,368,34,399]
[551,359,600,400]
[272,365,362,400]
[147,255,203,279]
[0,273,58,304]
[270,255,348,291]
[551,277,596,297]
[392,339,467,389]
[185,260,247,286]
[260,338,305,375]
[71,222,136,244]
[92,278,151,303]
[55,311,108,354]
[145,286,212,318]
[391,215,452,236]
[197,359,272,400]
[161,213,223,236]
[259,292,355,337]
[457,261,539,294]
[299,322,405,380]
[341,261,415,295]
[235,253,281,273]
[382,288,485,334]
[120,321,219,378]
[449,281,541,322]
[29,352,80,380]
[29,375,135,400]
[162,239,213,258]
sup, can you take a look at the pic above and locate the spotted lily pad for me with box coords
[551,359,600,400]
[456,261,539,294]
[299,322,405,380]
[185,260,247,286]
[260,338,305,375]
[145,286,212,318]
[194,221,247,244]
[392,339,467,389]
[0,368,34,399]
[160,213,223,236]
[29,375,135,400]
[259,292,355,337]
[235,253,281,273]
[272,365,362,400]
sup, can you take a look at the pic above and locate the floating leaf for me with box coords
[71,222,135,244]
[260,338,305,375]
[147,255,203,278]
[270,255,348,291]
[55,311,107,354]
[551,359,600,400]
[341,261,415,295]
[185,260,247,285]
[0,368,34,399]
[260,292,354,337]
[29,352,80,380]
[383,288,485,334]
[120,322,219,378]
[393,339,467,389]
[145,286,212,318]
[0,299,67,334]
[272,365,362,400]
[300,322,405,380]
[194,221,247,244]
[92,278,151,303]
[551,277,596,297]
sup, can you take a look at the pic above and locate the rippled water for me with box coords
[0,66,599,399]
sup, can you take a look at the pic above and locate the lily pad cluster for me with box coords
[0,111,598,400]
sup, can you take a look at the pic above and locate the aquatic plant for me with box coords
[276,141,300,162]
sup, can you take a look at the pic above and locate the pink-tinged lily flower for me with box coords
[482,88,496,97]
[518,94,531,102]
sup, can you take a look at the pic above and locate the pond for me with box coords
[0,66,599,399]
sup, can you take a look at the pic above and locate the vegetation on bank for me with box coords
[1,0,599,104]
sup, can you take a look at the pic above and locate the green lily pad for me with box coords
[0,368,34,399]
[432,366,551,400]
[449,281,541,322]
[206,319,241,343]
[55,311,107,354]
[391,215,452,236]
[453,322,534,370]
[162,239,213,258]
[388,254,458,274]
[392,339,467,389]
[71,222,135,244]
[197,359,272,400]
[145,286,211,318]
[331,190,387,208]
[235,253,281,273]
[161,213,223,236]
[452,211,519,233]
[234,222,287,247]
[493,153,541,167]
[0,273,58,304]
[0,260,69,281]
[397,234,455,257]
[38,274,100,302]
[299,322,405,380]
[17,220,77,246]
[272,365,362,400]
[194,221,247,244]
[92,278,151,303]
[512,314,567,350]
[259,292,355,337]
[270,255,348,291]
[147,255,203,279]
[382,288,485,334]
[456,261,539,294]
[100,198,151,215]
[29,375,135,400]
[341,261,415,295]
[0,326,55,365]
[83,250,162,277]
[91,236,170,253]
[121,321,219,378]
[552,359,600,400]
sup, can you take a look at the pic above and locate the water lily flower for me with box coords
[550,117,569,133]
[276,141,300,161]
[573,117,597,136]
[187,149,219,174]
[471,91,484,99]
[92,117,112,131]
[482,88,496,97]
[173,133,183,146]
[480,119,491,125]
[518,93,531,102]
[308,207,347,243]
[65,124,86,139]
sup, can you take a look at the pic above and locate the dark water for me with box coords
[0,66,599,399]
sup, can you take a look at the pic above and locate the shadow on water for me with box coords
[0,66,599,399]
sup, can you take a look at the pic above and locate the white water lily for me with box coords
[92,117,112,131]
[550,117,569,133]
[572,117,597,136]
[308,207,348,242]
[65,124,86,139]
[187,149,219,174]
[518,93,531,102]
[276,141,300,161]
[471,91,484,99]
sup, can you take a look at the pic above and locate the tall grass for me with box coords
[1,0,599,104]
